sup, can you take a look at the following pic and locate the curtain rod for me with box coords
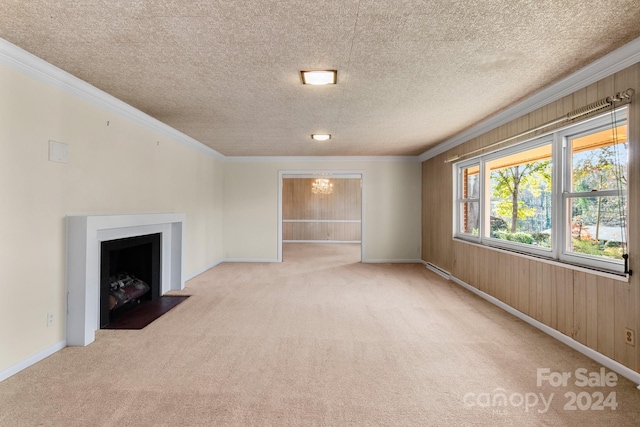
[444,88,635,163]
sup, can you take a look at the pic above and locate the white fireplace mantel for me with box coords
[66,213,185,346]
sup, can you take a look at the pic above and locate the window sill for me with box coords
[452,237,629,282]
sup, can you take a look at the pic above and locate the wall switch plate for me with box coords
[625,328,635,346]
[49,140,69,163]
[46,312,54,327]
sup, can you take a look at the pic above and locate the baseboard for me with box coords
[184,258,224,281]
[424,263,640,387]
[362,259,423,264]
[0,340,66,383]
[283,240,362,243]
[224,258,280,263]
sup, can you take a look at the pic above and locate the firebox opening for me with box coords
[100,233,161,328]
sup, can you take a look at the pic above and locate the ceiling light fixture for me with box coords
[301,70,337,85]
[311,134,331,141]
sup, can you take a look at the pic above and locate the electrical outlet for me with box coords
[46,312,54,327]
[625,328,635,346]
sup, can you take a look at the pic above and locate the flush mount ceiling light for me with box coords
[311,134,331,141]
[301,70,337,85]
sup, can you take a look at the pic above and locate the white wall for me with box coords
[0,63,224,374]
[223,160,422,262]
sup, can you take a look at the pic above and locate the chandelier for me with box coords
[311,178,333,195]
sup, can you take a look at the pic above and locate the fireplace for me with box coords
[100,233,161,328]
[66,213,185,346]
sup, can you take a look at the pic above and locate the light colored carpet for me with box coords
[1,243,639,426]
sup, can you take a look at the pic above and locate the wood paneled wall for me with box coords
[283,178,362,241]
[422,64,640,373]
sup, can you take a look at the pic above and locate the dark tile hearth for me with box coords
[103,296,189,330]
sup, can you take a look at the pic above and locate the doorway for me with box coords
[278,171,364,262]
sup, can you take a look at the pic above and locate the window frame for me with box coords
[480,136,555,258]
[452,107,628,274]
[454,159,482,241]
[557,112,628,272]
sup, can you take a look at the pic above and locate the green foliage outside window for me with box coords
[489,157,552,248]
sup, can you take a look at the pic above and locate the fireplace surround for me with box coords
[66,213,185,346]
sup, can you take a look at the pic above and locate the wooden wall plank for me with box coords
[423,156,455,272]
[585,82,599,105]
[517,258,530,315]
[573,271,587,343]
[614,282,635,367]
[476,248,485,293]
[553,267,564,333]
[596,277,615,359]
[527,259,537,317]
[460,245,470,288]
[597,75,615,100]
[478,248,489,293]
[529,261,542,321]
[570,89,583,116]
[488,249,497,296]
[541,263,552,327]
[585,273,599,349]
[563,269,575,338]
[506,253,517,308]
[496,252,507,303]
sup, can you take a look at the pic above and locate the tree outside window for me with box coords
[486,145,552,247]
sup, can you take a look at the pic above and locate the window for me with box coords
[453,109,628,274]
[560,118,628,271]
[457,163,480,237]
[485,141,553,256]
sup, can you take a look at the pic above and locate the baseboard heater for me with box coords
[425,262,451,280]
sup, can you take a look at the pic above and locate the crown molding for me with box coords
[0,38,224,160]
[0,38,418,165]
[224,155,419,163]
[7,33,637,165]
[418,36,640,162]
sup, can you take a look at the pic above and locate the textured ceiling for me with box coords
[2,1,640,156]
